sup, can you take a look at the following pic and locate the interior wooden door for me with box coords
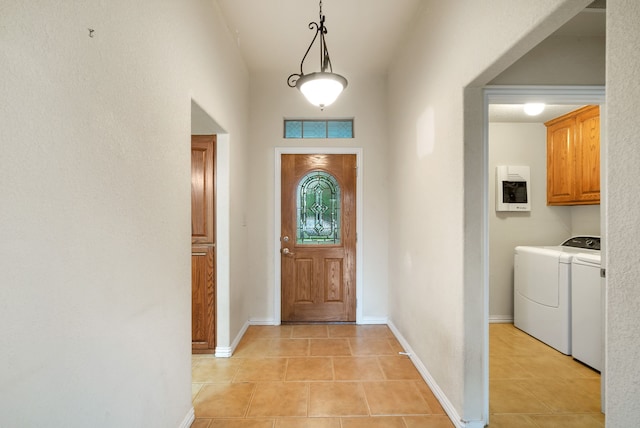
[191,135,215,353]
[281,154,356,322]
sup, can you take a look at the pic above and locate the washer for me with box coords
[571,252,602,371]
[514,236,600,355]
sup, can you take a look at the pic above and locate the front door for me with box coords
[281,154,356,322]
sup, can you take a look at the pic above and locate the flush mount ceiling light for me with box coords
[287,0,348,110]
[523,103,545,116]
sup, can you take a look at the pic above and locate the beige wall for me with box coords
[246,72,391,323]
[3,0,640,426]
[0,1,249,426]
[387,0,592,424]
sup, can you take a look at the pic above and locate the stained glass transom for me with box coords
[297,171,341,244]
[284,119,354,139]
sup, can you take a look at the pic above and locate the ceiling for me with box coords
[216,0,423,75]
[216,1,604,122]
[489,104,584,123]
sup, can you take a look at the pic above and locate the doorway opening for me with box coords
[483,85,606,423]
[191,100,231,356]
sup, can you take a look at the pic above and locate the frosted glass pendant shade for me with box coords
[297,72,348,108]
[524,103,545,116]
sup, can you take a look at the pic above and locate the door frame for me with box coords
[274,147,364,325]
[480,85,606,423]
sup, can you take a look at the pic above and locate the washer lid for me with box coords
[572,252,601,266]
[515,245,574,262]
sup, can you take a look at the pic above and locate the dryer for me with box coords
[514,236,600,355]
[571,252,602,371]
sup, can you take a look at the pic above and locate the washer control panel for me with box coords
[561,236,600,250]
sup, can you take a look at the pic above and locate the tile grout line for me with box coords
[243,382,259,418]
[306,381,311,418]
[359,381,373,418]
[284,357,291,383]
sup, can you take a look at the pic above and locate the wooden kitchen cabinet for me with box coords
[545,105,600,205]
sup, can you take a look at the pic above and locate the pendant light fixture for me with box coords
[287,0,348,109]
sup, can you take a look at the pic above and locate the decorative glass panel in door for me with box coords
[296,171,341,244]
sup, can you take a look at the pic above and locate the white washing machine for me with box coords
[571,252,603,371]
[514,236,600,355]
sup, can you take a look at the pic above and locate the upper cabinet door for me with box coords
[546,116,575,205]
[575,106,600,203]
[191,135,216,244]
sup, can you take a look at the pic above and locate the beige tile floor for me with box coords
[191,324,453,428]
[489,323,604,428]
[191,323,604,428]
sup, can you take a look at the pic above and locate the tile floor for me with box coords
[489,323,604,428]
[191,323,604,428]
[191,324,453,428]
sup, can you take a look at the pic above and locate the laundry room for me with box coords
[487,105,601,325]
[487,100,606,418]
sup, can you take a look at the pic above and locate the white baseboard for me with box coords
[359,316,388,325]
[248,318,278,325]
[489,315,513,324]
[246,317,390,325]
[387,320,486,428]
[214,346,232,358]
[215,320,250,358]
[178,407,194,428]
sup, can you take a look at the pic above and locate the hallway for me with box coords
[191,323,604,427]
[191,324,453,427]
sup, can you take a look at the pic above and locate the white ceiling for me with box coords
[216,1,604,122]
[489,104,584,123]
[216,0,423,75]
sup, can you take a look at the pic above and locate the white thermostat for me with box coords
[496,165,531,212]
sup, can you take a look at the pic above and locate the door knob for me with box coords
[281,248,295,256]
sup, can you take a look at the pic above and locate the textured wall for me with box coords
[605,0,640,424]
[387,0,591,424]
[246,72,391,323]
[0,1,249,426]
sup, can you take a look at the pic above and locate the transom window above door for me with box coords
[284,119,354,139]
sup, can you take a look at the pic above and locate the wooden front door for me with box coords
[281,154,356,322]
[191,135,216,353]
